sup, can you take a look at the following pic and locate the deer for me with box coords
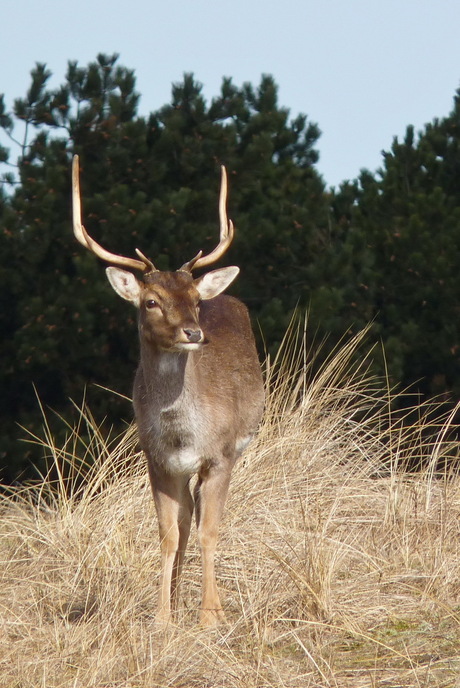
[71,156,265,627]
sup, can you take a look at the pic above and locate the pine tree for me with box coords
[0,58,328,481]
[332,92,460,399]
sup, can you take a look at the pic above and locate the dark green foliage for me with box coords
[0,56,328,480]
[1,55,460,481]
[332,95,460,399]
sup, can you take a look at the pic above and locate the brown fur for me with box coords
[72,157,264,626]
[110,267,264,626]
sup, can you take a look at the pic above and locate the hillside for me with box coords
[1,327,459,687]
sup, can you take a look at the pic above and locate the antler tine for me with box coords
[72,155,155,273]
[180,166,234,272]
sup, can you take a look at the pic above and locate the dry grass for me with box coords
[1,324,460,687]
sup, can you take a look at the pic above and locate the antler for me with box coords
[72,155,156,273]
[72,156,233,275]
[180,166,235,272]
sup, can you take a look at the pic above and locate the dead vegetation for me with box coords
[1,325,460,687]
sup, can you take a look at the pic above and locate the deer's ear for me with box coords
[194,266,240,300]
[106,267,141,307]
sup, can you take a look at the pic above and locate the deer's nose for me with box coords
[183,328,202,343]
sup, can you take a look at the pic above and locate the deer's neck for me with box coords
[135,342,207,475]
[138,342,195,407]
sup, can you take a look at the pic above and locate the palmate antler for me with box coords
[72,155,234,276]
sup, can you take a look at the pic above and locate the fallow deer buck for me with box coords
[72,156,264,627]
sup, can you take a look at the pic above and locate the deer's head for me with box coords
[72,156,239,352]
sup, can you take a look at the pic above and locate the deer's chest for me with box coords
[135,357,214,475]
[145,398,207,474]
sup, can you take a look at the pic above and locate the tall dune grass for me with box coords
[1,325,459,687]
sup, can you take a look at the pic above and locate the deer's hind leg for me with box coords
[171,478,194,613]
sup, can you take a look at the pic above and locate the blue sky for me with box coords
[2,0,460,188]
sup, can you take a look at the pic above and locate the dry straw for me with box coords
[1,321,459,687]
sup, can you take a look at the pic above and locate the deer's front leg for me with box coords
[149,468,193,625]
[194,462,233,627]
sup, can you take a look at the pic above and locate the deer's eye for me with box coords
[146,299,158,309]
